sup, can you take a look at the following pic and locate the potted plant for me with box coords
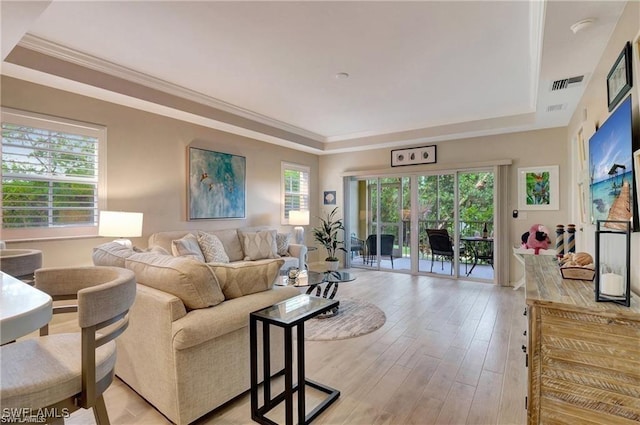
[312,207,347,271]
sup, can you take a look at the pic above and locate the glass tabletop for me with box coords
[315,271,355,283]
[276,270,355,287]
[251,294,338,325]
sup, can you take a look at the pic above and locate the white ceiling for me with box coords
[0,1,627,154]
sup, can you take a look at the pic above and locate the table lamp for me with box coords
[289,210,309,245]
[98,211,144,248]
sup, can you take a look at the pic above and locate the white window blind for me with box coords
[1,109,106,240]
[282,162,310,222]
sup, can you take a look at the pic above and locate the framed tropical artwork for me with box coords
[188,147,246,219]
[517,165,559,211]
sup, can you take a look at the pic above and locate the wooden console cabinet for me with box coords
[524,255,640,424]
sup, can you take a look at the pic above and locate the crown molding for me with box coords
[1,61,326,155]
[18,34,324,143]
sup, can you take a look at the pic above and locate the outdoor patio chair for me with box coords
[350,234,365,262]
[426,228,466,275]
[365,234,395,268]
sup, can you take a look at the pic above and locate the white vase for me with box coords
[326,260,339,271]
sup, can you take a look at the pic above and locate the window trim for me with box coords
[281,161,310,225]
[1,108,107,241]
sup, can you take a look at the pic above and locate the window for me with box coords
[281,162,309,222]
[1,108,106,240]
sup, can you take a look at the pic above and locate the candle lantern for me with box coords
[595,220,631,306]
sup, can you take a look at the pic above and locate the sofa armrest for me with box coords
[287,243,307,268]
[118,285,187,355]
[117,284,187,370]
[115,284,188,422]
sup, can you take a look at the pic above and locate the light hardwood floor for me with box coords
[55,269,527,425]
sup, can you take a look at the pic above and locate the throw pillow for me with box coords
[92,242,135,268]
[125,252,224,309]
[276,232,291,257]
[171,233,205,262]
[147,245,170,255]
[207,258,284,299]
[240,229,279,260]
[197,231,230,263]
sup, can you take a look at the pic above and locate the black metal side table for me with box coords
[250,294,340,425]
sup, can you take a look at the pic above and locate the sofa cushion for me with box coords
[171,233,205,262]
[197,231,229,263]
[276,232,291,257]
[239,229,278,261]
[207,259,284,299]
[92,242,136,268]
[125,253,224,309]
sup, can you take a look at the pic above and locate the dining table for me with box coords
[0,271,52,344]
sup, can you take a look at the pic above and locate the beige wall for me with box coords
[1,76,319,267]
[318,127,569,284]
[566,1,640,294]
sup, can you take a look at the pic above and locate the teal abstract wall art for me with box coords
[188,147,246,219]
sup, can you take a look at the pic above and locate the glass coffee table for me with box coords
[276,270,355,317]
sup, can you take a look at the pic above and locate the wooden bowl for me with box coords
[560,266,595,281]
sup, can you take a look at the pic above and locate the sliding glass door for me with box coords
[417,173,455,275]
[457,171,495,280]
[346,168,495,282]
[360,177,409,271]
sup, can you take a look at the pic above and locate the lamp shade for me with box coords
[98,211,143,238]
[289,210,309,226]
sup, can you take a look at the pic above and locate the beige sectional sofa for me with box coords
[92,227,304,424]
[148,228,307,270]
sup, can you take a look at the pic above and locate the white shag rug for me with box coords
[304,298,386,341]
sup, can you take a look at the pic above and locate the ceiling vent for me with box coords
[546,103,567,113]
[550,75,584,91]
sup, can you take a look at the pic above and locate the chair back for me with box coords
[365,234,376,255]
[76,268,136,329]
[350,235,363,251]
[0,249,42,281]
[426,229,454,255]
[365,234,394,255]
[379,234,394,255]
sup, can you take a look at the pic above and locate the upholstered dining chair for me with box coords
[0,266,136,425]
[0,248,43,284]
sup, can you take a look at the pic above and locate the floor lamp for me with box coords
[289,210,309,245]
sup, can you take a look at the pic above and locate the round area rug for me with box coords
[304,298,386,341]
